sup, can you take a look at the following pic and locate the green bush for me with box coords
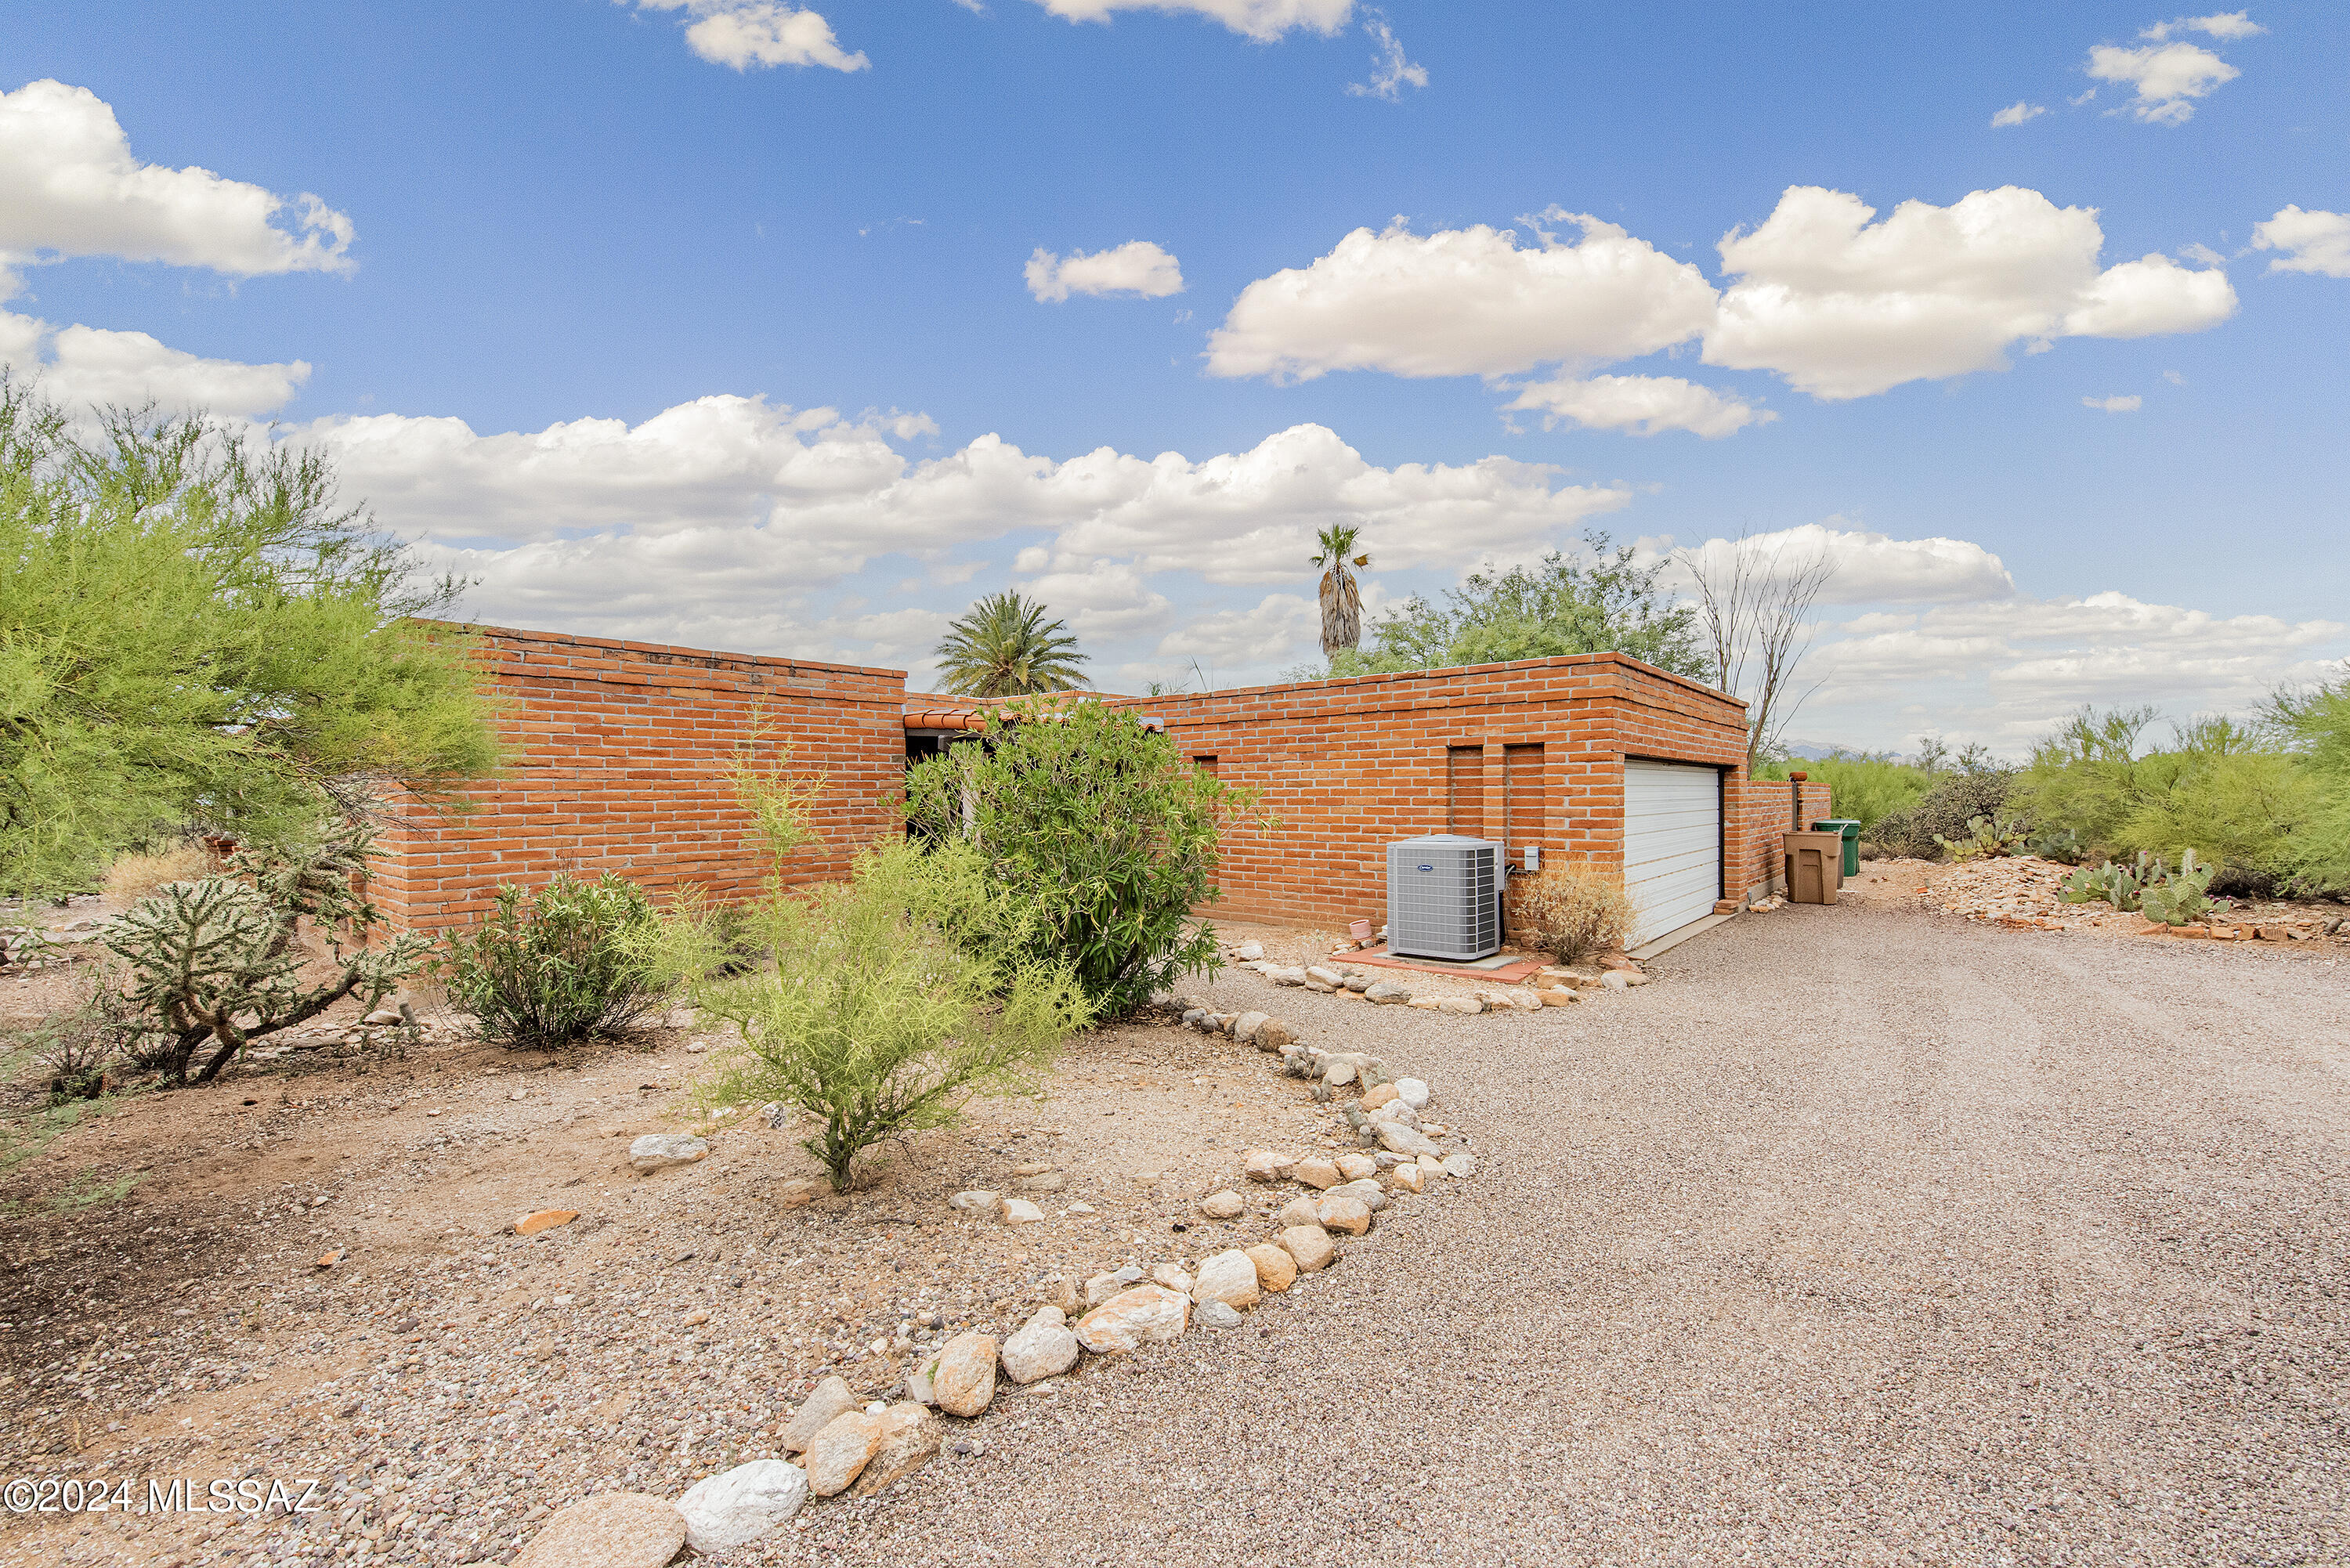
[2010,706,2323,891]
[1871,768,2015,859]
[443,872,664,1049]
[1756,752,1929,835]
[674,815,1091,1192]
[904,699,1260,1017]
[2270,670,2350,894]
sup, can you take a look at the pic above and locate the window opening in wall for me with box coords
[1502,742,1543,872]
[1194,755,1218,776]
[1445,746,1484,837]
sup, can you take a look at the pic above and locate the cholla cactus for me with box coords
[100,818,432,1084]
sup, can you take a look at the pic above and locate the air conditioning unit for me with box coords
[1386,835,1500,961]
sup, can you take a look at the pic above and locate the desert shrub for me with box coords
[2138,851,2217,927]
[1872,768,2015,858]
[443,872,663,1049]
[102,844,215,904]
[99,818,435,1083]
[1513,864,1634,963]
[1757,752,1929,834]
[2270,670,2350,895]
[904,699,1262,1017]
[674,782,1091,1190]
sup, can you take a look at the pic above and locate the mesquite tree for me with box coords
[100,820,432,1084]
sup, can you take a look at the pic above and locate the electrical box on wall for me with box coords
[1524,845,1541,872]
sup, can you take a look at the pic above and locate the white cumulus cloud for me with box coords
[1702,186,2236,399]
[1032,0,1351,41]
[625,1,869,70]
[1206,213,1718,381]
[0,80,353,295]
[2084,40,2237,123]
[1504,374,1772,439]
[2140,11,2265,42]
[1655,522,2017,608]
[0,309,309,417]
[2250,205,2350,279]
[2082,394,2143,412]
[1990,101,2046,127]
[1347,13,1427,100]
[1025,240,1184,302]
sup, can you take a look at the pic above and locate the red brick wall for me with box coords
[1106,654,1755,929]
[1726,777,1835,902]
[369,627,906,933]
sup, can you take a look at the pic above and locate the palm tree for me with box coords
[1311,523,1372,656]
[934,591,1089,698]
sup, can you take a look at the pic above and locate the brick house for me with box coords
[371,625,1827,950]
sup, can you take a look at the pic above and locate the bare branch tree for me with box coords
[1678,531,1835,772]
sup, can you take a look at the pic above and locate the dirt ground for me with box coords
[0,926,1376,1567]
[1841,855,2350,952]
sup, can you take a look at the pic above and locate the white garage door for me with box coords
[1622,759,1722,948]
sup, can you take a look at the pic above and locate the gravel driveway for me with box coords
[799,899,2350,1567]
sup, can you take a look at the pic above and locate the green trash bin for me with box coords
[1813,818,1861,880]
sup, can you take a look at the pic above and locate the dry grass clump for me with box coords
[1513,863,1635,963]
[101,845,215,903]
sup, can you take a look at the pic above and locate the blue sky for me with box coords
[5,0,2346,752]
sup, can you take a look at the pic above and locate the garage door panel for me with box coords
[1622,759,1721,947]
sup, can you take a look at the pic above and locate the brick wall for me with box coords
[1105,654,1756,929]
[1726,777,1835,901]
[369,627,906,933]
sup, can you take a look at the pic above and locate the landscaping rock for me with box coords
[1232,941,1264,960]
[803,1411,885,1497]
[1305,965,1345,987]
[1375,1121,1442,1158]
[1278,1224,1337,1272]
[1436,996,1485,1015]
[627,1133,709,1173]
[1268,966,1308,986]
[1394,1077,1430,1109]
[514,1209,577,1236]
[1075,1285,1190,1353]
[1330,1178,1388,1212]
[780,1375,859,1453]
[514,1494,685,1568]
[1441,1151,1479,1179]
[906,1357,935,1406]
[930,1331,998,1417]
[1246,1242,1297,1292]
[1602,971,1630,991]
[1335,1152,1378,1181]
[1360,1083,1399,1111]
[1231,1010,1272,1044]
[1539,987,1581,1006]
[1198,1189,1245,1219]
[1195,1299,1244,1329]
[677,1460,808,1552]
[1277,1194,1324,1229]
[1365,981,1412,1006]
[1152,1262,1195,1293]
[1292,1157,1343,1190]
[1242,1149,1297,1183]
[1191,1248,1261,1310]
[1000,1198,1046,1225]
[947,1190,1001,1215]
[1085,1271,1127,1308]
[852,1404,941,1497]
[1256,1019,1296,1051]
[1000,1306,1080,1384]
[1341,972,1374,992]
[1324,1058,1358,1088]
[1317,1194,1373,1235]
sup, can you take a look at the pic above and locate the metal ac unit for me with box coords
[1386,835,1500,961]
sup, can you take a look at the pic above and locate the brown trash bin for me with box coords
[1783,830,1845,905]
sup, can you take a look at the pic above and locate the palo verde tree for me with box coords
[0,383,497,898]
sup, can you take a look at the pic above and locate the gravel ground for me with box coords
[10,896,2347,1566]
[779,898,2349,1567]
